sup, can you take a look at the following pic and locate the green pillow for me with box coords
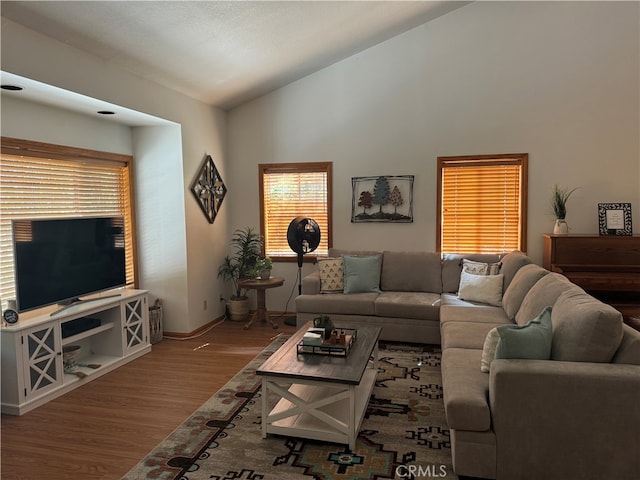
[495,306,552,360]
[342,254,382,294]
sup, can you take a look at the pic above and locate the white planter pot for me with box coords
[553,219,569,234]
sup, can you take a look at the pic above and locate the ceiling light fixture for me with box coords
[97,110,115,115]
[1,85,24,91]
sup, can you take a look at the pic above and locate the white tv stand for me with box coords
[1,289,151,415]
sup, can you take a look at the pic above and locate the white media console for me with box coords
[1,289,151,415]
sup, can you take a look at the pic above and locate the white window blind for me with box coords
[1,141,136,308]
[260,163,332,259]
[438,154,528,254]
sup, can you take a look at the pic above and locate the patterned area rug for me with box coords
[123,336,457,480]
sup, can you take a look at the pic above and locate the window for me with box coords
[259,162,332,260]
[0,137,137,307]
[437,153,528,254]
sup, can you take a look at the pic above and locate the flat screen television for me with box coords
[12,216,127,312]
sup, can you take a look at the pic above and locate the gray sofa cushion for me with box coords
[442,348,491,432]
[301,270,321,295]
[498,251,532,293]
[295,292,378,316]
[440,301,511,325]
[501,264,549,320]
[442,253,502,293]
[381,251,442,292]
[441,321,507,350]
[328,248,381,257]
[612,324,640,365]
[551,289,623,362]
[374,291,440,320]
[450,430,496,480]
[515,272,575,325]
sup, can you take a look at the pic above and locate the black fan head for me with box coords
[287,217,321,266]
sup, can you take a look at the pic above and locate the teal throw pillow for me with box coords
[342,254,382,294]
[495,306,553,360]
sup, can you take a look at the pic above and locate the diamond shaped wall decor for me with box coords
[191,154,227,224]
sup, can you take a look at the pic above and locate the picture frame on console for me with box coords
[598,202,632,236]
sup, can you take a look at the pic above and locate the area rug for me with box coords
[123,336,457,480]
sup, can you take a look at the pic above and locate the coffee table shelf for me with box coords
[257,323,381,450]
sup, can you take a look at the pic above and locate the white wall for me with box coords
[131,125,189,330]
[1,19,229,333]
[228,1,640,310]
[1,95,133,154]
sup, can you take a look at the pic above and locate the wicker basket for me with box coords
[149,298,163,344]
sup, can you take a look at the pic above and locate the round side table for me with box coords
[237,276,285,329]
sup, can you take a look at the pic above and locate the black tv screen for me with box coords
[12,216,126,312]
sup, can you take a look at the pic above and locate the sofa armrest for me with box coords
[489,359,640,480]
[301,270,321,295]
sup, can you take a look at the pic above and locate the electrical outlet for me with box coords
[219,295,225,302]
[203,300,207,310]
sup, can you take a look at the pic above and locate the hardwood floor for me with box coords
[1,318,297,480]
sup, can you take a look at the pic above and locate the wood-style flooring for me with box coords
[1,317,297,480]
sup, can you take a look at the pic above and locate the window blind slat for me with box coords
[0,151,135,309]
[438,155,527,254]
[260,163,331,258]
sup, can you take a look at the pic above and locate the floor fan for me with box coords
[285,217,321,325]
[287,216,321,293]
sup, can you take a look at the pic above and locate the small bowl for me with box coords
[63,345,81,363]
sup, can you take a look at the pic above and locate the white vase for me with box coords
[553,219,569,235]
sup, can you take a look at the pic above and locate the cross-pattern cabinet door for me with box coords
[123,296,148,354]
[21,323,63,400]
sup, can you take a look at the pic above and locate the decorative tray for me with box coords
[297,328,357,357]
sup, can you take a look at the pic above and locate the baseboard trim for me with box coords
[163,315,225,338]
[163,312,297,338]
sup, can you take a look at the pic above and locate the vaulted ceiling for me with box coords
[1,1,469,110]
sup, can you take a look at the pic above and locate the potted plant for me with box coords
[551,184,578,234]
[254,256,273,279]
[217,226,263,320]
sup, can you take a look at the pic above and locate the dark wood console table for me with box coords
[543,234,640,322]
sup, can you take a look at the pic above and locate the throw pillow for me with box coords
[481,327,501,372]
[462,258,501,276]
[457,271,504,306]
[495,306,553,360]
[317,257,344,293]
[342,254,382,294]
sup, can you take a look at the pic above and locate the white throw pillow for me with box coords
[462,258,501,275]
[458,271,504,307]
[481,327,501,372]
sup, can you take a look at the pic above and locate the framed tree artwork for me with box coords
[351,175,414,223]
[191,154,227,224]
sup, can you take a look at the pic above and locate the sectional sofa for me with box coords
[295,249,640,480]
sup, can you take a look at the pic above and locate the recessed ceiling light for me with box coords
[1,85,24,91]
[97,110,115,115]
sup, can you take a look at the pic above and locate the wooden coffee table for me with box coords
[256,323,381,450]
